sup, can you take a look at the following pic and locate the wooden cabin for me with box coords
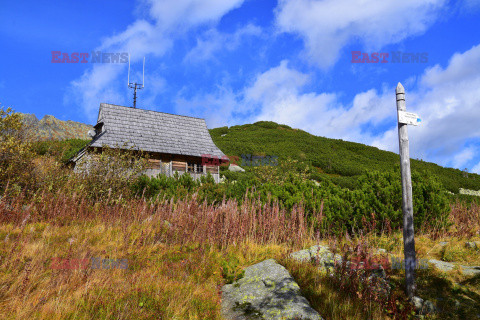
[72,103,227,183]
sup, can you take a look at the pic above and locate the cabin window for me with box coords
[187,163,203,173]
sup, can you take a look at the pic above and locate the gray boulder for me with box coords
[290,245,390,299]
[229,164,246,172]
[309,245,343,269]
[289,249,312,263]
[423,300,437,314]
[428,259,455,272]
[221,259,323,320]
[465,241,479,249]
[412,296,424,311]
[428,259,480,276]
[291,245,390,276]
[290,245,342,271]
[411,296,438,315]
[460,265,480,276]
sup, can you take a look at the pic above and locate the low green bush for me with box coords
[31,138,90,163]
[132,159,450,235]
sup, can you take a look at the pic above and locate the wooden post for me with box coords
[396,82,417,298]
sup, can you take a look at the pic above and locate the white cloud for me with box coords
[472,161,480,174]
[244,60,309,102]
[175,86,242,128]
[247,61,394,144]
[145,0,244,32]
[459,0,480,12]
[65,64,127,120]
[139,75,167,109]
[372,43,480,169]
[275,0,447,69]
[176,60,394,145]
[452,147,476,169]
[184,24,262,63]
[178,43,480,172]
[66,0,245,122]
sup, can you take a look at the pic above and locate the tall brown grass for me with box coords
[447,200,480,238]
[0,188,319,319]
[0,190,317,248]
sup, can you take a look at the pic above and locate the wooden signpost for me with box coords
[396,82,420,298]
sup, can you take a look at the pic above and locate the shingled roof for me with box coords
[88,103,225,158]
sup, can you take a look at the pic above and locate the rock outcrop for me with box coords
[289,245,342,270]
[290,245,390,299]
[428,259,480,276]
[412,296,438,315]
[20,113,93,140]
[229,164,246,172]
[221,259,322,320]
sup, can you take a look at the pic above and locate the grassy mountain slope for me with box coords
[209,121,480,193]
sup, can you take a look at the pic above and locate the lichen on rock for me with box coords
[221,259,323,320]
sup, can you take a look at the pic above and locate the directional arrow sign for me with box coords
[398,111,421,126]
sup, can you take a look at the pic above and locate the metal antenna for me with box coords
[127,54,145,109]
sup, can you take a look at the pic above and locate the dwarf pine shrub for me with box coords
[132,159,450,235]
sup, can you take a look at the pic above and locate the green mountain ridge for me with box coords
[209,121,480,193]
[18,111,480,193]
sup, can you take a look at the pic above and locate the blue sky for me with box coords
[1,0,480,173]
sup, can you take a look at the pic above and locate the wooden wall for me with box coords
[80,148,224,182]
[144,152,223,182]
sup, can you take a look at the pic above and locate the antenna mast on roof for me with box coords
[127,54,145,108]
